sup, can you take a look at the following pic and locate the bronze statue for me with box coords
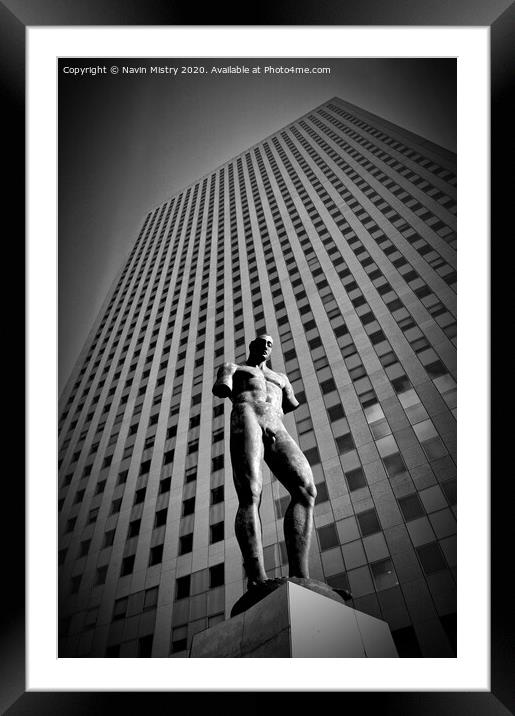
[212,334,317,589]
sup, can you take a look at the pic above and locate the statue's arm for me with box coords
[212,362,235,400]
[281,374,300,414]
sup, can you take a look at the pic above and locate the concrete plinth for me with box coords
[190,580,398,657]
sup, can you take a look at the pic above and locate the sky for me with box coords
[58,57,456,395]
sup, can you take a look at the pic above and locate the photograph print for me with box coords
[58,57,457,658]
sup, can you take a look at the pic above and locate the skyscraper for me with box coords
[58,96,457,658]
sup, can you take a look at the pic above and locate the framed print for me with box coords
[5,0,510,712]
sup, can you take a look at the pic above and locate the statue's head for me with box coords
[248,334,274,363]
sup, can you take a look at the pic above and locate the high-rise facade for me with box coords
[58,96,457,658]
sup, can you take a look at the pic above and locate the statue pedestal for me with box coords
[189,579,398,657]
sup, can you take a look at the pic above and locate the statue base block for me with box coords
[230,576,350,617]
[190,579,398,657]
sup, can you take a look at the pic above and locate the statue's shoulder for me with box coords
[276,370,295,391]
[265,367,288,386]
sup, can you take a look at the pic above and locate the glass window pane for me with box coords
[336,433,355,454]
[375,434,397,457]
[315,481,329,503]
[398,493,425,521]
[383,452,407,478]
[405,403,429,425]
[422,436,448,461]
[364,403,384,424]
[398,389,419,408]
[413,419,438,442]
[370,558,399,590]
[345,467,366,492]
[357,509,381,536]
[416,542,447,574]
[369,418,392,439]
[317,523,339,551]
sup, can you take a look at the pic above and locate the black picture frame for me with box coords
[6,1,510,713]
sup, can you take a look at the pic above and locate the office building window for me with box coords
[87,507,99,524]
[140,459,151,475]
[357,508,381,536]
[134,487,146,505]
[416,542,448,575]
[149,544,164,566]
[335,433,355,455]
[209,563,225,588]
[211,454,224,472]
[327,403,345,422]
[185,465,197,483]
[383,452,407,479]
[154,508,168,528]
[163,449,174,465]
[110,498,122,514]
[84,607,98,630]
[113,596,128,621]
[65,517,76,533]
[370,558,399,590]
[179,533,193,555]
[210,521,224,544]
[120,555,135,577]
[176,575,191,600]
[189,415,201,429]
[398,494,425,522]
[188,440,199,454]
[144,586,159,611]
[182,497,195,516]
[79,539,91,557]
[317,523,339,551]
[103,529,115,548]
[128,519,141,538]
[304,446,321,466]
[345,467,366,492]
[315,481,329,503]
[95,565,108,585]
[138,634,154,657]
[159,477,171,494]
[211,485,224,504]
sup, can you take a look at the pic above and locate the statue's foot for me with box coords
[246,578,268,591]
[333,587,352,601]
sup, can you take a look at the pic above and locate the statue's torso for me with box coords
[231,363,285,411]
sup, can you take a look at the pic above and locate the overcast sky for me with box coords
[58,57,456,395]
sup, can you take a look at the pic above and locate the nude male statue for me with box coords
[212,334,317,589]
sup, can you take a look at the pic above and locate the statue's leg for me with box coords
[264,427,317,579]
[230,410,267,587]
